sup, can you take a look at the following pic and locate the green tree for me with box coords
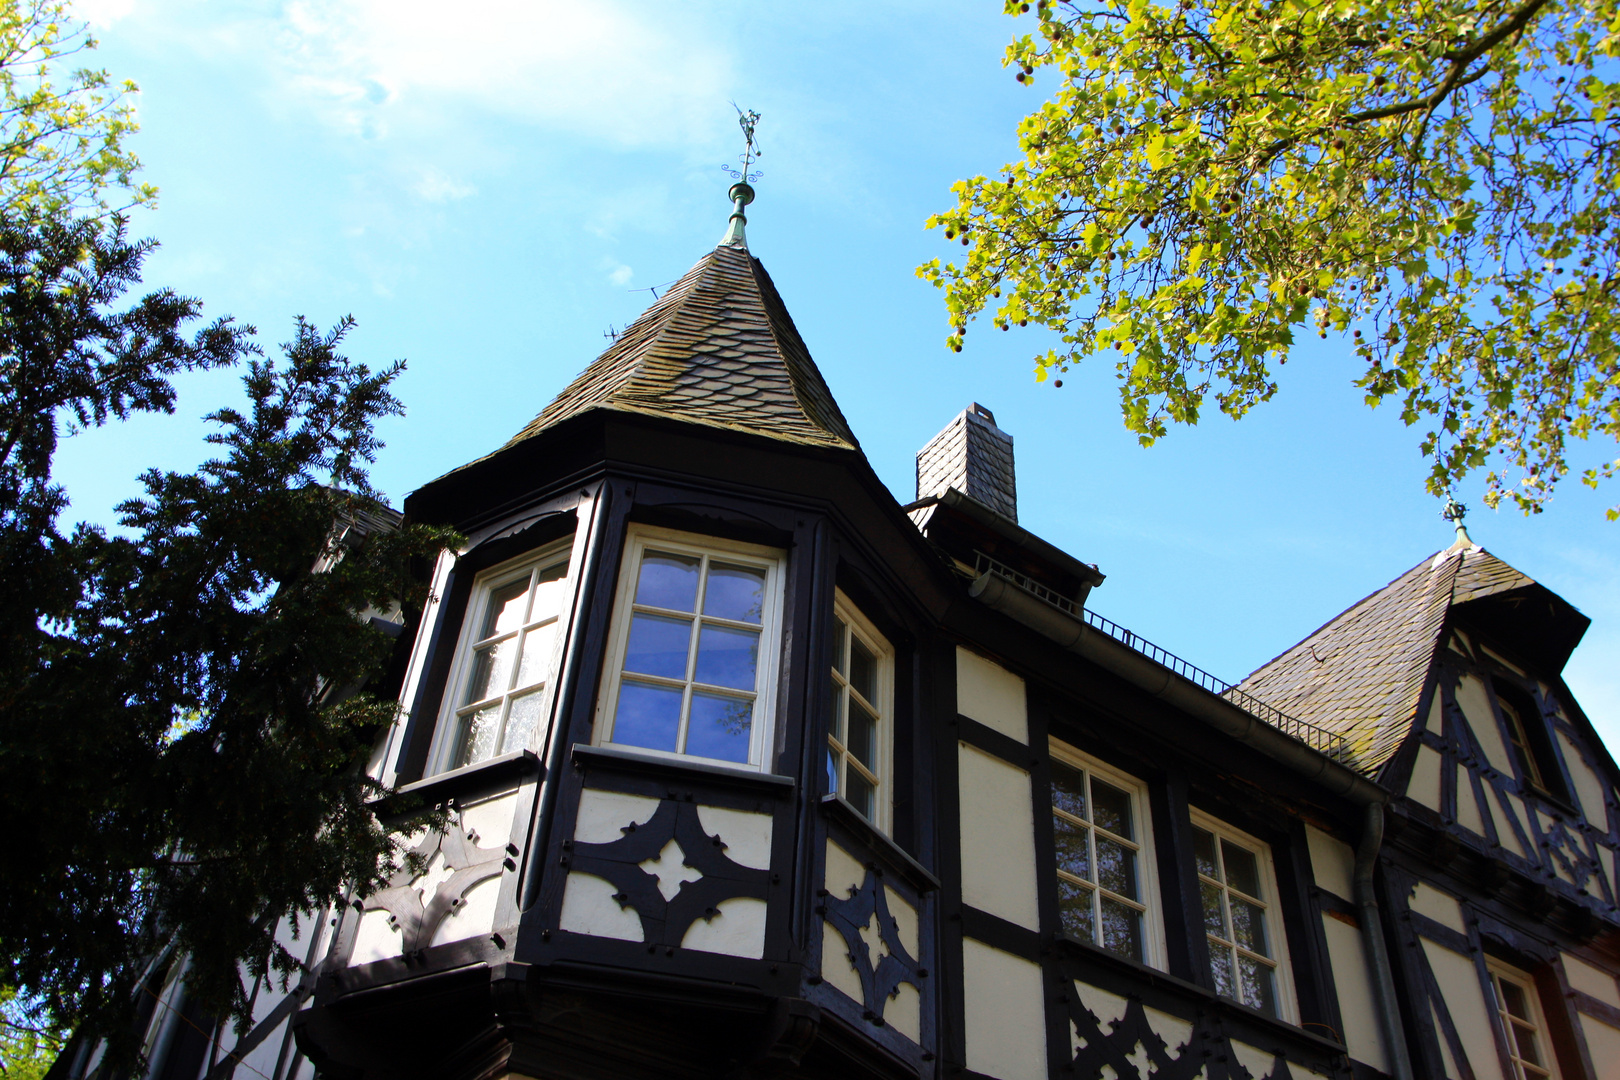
[0,0,150,215]
[1,987,64,1080]
[923,0,1620,514]
[0,213,455,1068]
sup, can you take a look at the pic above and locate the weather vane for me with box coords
[721,106,763,184]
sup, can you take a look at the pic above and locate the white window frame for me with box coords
[595,525,786,771]
[426,539,576,776]
[1488,958,1561,1080]
[1049,739,1165,970]
[1189,809,1298,1023]
[827,591,894,833]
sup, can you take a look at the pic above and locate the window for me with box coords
[826,593,892,830]
[1050,744,1158,966]
[432,544,572,773]
[598,527,784,768]
[1488,959,1560,1080]
[1494,678,1567,801]
[1192,812,1293,1019]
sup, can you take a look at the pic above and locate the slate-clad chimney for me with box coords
[916,403,1017,522]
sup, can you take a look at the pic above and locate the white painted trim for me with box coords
[1049,737,1166,971]
[425,537,577,776]
[829,589,894,834]
[1188,807,1300,1024]
[379,546,458,786]
[594,525,786,771]
[1486,956,1562,1080]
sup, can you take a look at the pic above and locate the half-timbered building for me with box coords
[56,184,1620,1080]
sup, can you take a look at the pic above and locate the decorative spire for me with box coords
[1441,495,1474,549]
[720,107,763,248]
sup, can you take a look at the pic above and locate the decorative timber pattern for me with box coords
[820,866,925,1025]
[356,809,508,953]
[564,794,770,945]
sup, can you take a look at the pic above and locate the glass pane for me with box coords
[464,640,512,704]
[693,624,760,690]
[847,699,877,768]
[1193,826,1218,878]
[826,747,839,796]
[685,691,753,762]
[1500,978,1532,1020]
[1209,942,1236,1000]
[514,622,556,689]
[635,551,700,611]
[611,681,683,752]
[1512,1019,1544,1067]
[1058,878,1095,942]
[480,579,529,639]
[455,704,502,768]
[530,560,569,622]
[501,690,544,754]
[704,562,766,623]
[1053,814,1090,881]
[845,768,875,820]
[1052,762,1088,821]
[1201,880,1227,937]
[1238,955,1278,1017]
[1231,898,1269,956]
[828,675,845,741]
[1222,840,1262,898]
[833,618,848,675]
[623,613,692,680]
[1091,779,1133,841]
[1100,896,1144,962]
[848,634,877,703]
[1096,835,1137,900]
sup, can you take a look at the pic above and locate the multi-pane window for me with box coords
[1051,752,1152,964]
[435,546,571,773]
[600,528,783,768]
[1493,678,1566,800]
[1489,961,1559,1080]
[826,594,891,829]
[1193,815,1289,1018]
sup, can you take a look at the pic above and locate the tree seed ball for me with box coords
[1054,379,1063,387]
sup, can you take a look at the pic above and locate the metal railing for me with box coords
[972,553,1353,765]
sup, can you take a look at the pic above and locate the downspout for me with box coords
[967,571,1411,1073]
[1355,802,1414,1080]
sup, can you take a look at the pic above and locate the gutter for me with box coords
[967,571,1410,1076]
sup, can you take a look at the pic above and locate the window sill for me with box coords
[1052,933,1347,1055]
[819,794,941,894]
[571,743,796,797]
[375,750,543,822]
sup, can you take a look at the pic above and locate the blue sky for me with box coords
[56,0,1620,749]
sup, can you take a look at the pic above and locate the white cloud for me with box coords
[608,263,633,286]
[413,169,475,203]
[270,0,737,149]
[77,0,137,28]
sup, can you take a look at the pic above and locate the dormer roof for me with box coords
[503,242,858,453]
[1234,541,1589,777]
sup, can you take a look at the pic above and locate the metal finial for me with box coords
[1441,496,1474,548]
[720,107,762,247]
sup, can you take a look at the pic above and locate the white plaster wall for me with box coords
[1456,773,1486,837]
[349,908,402,966]
[1431,1003,1463,1080]
[574,789,660,843]
[887,982,922,1044]
[1410,883,1467,934]
[1409,745,1443,810]
[1578,1014,1620,1079]
[697,805,773,869]
[822,918,866,1003]
[825,839,866,898]
[680,896,767,958]
[558,872,643,941]
[462,791,518,849]
[1320,914,1388,1071]
[1558,732,1611,828]
[1421,938,1498,1080]
[429,875,500,948]
[1455,673,1514,775]
[1566,953,1620,1007]
[1074,980,1127,1032]
[1230,1039,1277,1080]
[956,647,1028,743]
[958,742,1040,930]
[962,937,1047,1080]
[885,884,919,957]
[1142,1007,1193,1060]
[1486,786,1527,858]
[1305,825,1355,901]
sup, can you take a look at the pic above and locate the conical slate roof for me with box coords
[1233,540,1551,777]
[504,242,858,452]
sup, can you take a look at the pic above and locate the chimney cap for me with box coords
[967,402,997,426]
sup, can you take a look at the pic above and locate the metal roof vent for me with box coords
[915,403,1017,522]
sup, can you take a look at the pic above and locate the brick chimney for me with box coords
[915,403,1017,522]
